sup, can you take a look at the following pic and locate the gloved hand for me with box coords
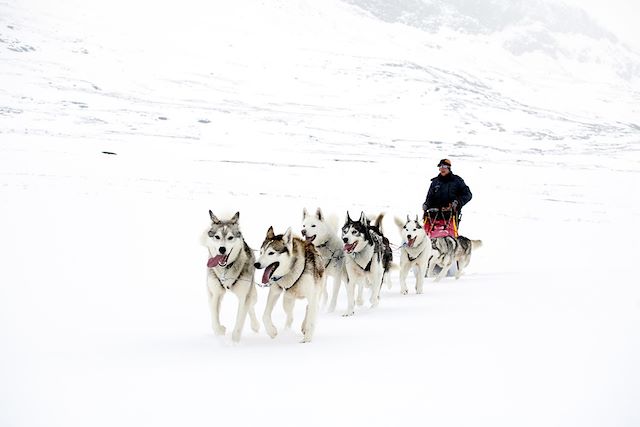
[451,200,459,210]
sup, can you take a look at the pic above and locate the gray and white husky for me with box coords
[453,236,483,279]
[394,215,431,294]
[302,208,347,313]
[341,212,393,316]
[255,227,325,343]
[427,235,482,281]
[203,211,259,342]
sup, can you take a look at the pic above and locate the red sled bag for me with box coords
[424,208,458,238]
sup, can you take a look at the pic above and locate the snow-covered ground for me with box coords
[1,1,639,426]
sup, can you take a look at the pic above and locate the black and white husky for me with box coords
[301,208,347,313]
[255,227,325,343]
[394,215,432,294]
[203,211,259,342]
[341,212,392,316]
[427,235,482,281]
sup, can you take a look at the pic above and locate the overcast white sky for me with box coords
[566,0,640,49]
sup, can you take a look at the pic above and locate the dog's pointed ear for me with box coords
[345,211,351,224]
[315,208,323,221]
[209,210,221,224]
[283,227,293,249]
[230,212,240,224]
[406,214,411,223]
[303,208,308,219]
[415,214,420,223]
[266,226,275,239]
[359,211,367,225]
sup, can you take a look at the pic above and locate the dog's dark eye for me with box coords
[311,225,316,228]
[227,236,233,241]
[215,235,221,240]
[208,231,214,237]
[351,230,357,235]
[268,251,275,256]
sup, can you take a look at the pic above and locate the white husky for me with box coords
[202,211,259,342]
[302,208,347,312]
[394,215,431,294]
[255,227,325,343]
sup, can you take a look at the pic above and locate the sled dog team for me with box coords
[203,208,482,343]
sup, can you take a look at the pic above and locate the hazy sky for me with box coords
[566,0,640,49]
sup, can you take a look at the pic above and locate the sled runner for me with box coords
[423,208,458,238]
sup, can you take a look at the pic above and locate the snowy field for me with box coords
[1,1,640,426]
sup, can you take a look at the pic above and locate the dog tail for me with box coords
[374,213,385,233]
[393,216,404,229]
[471,240,483,250]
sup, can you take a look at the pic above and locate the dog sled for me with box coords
[423,208,459,277]
[423,208,458,239]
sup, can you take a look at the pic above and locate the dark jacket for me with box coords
[422,172,472,211]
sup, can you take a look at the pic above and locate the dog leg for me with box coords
[434,260,450,282]
[356,280,364,306]
[327,271,341,313]
[209,289,226,336]
[231,291,250,343]
[247,286,259,333]
[283,292,295,329]
[319,274,328,309]
[415,265,425,294]
[302,294,319,343]
[343,278,355,317]
[262,286,283,339]
[399,262,409,295]
[369,274,381,308]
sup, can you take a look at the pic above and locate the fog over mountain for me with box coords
[345,0,640,81]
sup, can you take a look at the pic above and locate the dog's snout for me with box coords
[343,237,348,243]
[254,262,261,269]
[301,229,306,236]
[407,234,412,240]
[219,247,226,254]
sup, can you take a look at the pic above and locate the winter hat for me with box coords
[437,159,452,167]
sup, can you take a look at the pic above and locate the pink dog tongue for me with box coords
[262,264,277,284]
[408,237,416,247]
[207,255,226,268]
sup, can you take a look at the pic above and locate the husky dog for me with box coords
[255,227,324,343]
[453,236,483,279]
[341,212,392,316]
[426,236,458,282]
[203,211,259,342]
[302,208,347,313]
[394,215,431,294]
[427,235,482,281]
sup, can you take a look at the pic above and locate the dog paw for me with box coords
[342,311,354,317]
[416,289,423,295]
[356,298,364,306]
[251,320,260,333]
[401,289,408,295]
[266,325,278,339]
[300,337,312,344]
[232,330,242,342]
[213,325,226,335]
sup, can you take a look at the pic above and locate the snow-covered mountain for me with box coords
[346,0,640,81]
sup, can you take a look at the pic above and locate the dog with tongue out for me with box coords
[203,211,259,342]
[255,226,324,343]
[394,215,432,295]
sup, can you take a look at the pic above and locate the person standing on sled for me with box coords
[422,159,472,234]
